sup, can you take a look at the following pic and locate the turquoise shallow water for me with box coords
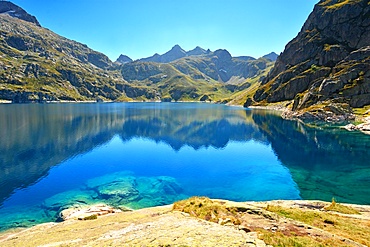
[0,102,369,231]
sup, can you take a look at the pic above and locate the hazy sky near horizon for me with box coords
[11,0,318,61]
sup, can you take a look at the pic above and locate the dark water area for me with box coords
[0,102,369,231]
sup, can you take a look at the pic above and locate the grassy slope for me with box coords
[0,14,126,101]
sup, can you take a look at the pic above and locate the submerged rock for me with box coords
[42,172,187,221]
[43,189,98,212]
[85,172,186,209]
[86,172,140,205]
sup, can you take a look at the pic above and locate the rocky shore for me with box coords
[1,198,369,247]
[343,116,370,134]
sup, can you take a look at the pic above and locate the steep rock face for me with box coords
[0,1,40,26]
[253,0,370,120]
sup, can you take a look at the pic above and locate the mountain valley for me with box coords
[0,1,276,104]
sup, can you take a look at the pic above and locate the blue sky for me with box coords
[11,0,318,61]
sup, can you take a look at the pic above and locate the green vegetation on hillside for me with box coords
[0,11,273,104]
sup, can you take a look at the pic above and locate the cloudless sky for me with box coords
[10,0,318,61]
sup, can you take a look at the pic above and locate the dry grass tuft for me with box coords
[173,196,241,225]
[323,198,360,215]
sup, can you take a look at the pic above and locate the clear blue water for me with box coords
[0,102,369,231]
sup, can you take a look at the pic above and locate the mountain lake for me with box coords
[0,102,369,231]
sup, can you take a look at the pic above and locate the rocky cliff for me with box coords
[253,0,370,121]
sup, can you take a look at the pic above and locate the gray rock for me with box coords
[59,204,123,221]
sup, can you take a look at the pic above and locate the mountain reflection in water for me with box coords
[0,103,369,231]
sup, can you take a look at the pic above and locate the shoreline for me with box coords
[1,198,369,246]
[2,100,369,134]
[1,198,370,235]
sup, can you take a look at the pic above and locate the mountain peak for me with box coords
[139,45,186,63]
[213,49,232,60]
[172,44,183,50]
[187,46,208,56]
[116,54,133,64]
[0,1,40,26]
[262,52,278,61]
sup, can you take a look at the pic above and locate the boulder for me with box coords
[59,204,124,221]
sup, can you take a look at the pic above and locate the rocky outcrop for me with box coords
[59,204,124,221]
[0,1,40,26]
[253,0,370,120]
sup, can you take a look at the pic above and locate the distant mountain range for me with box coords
[116,46,276,102]
[135,45,210,63]
[116,45,278,64]
[0,1,276,103]
[119,45,276,84]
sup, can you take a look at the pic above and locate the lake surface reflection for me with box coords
[0,102,369,231]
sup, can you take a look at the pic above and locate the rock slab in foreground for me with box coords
[0,205,269,247]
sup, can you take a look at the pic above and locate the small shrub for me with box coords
[310,64,319,71]
[82,214,98,220]
[173,196,242,225]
